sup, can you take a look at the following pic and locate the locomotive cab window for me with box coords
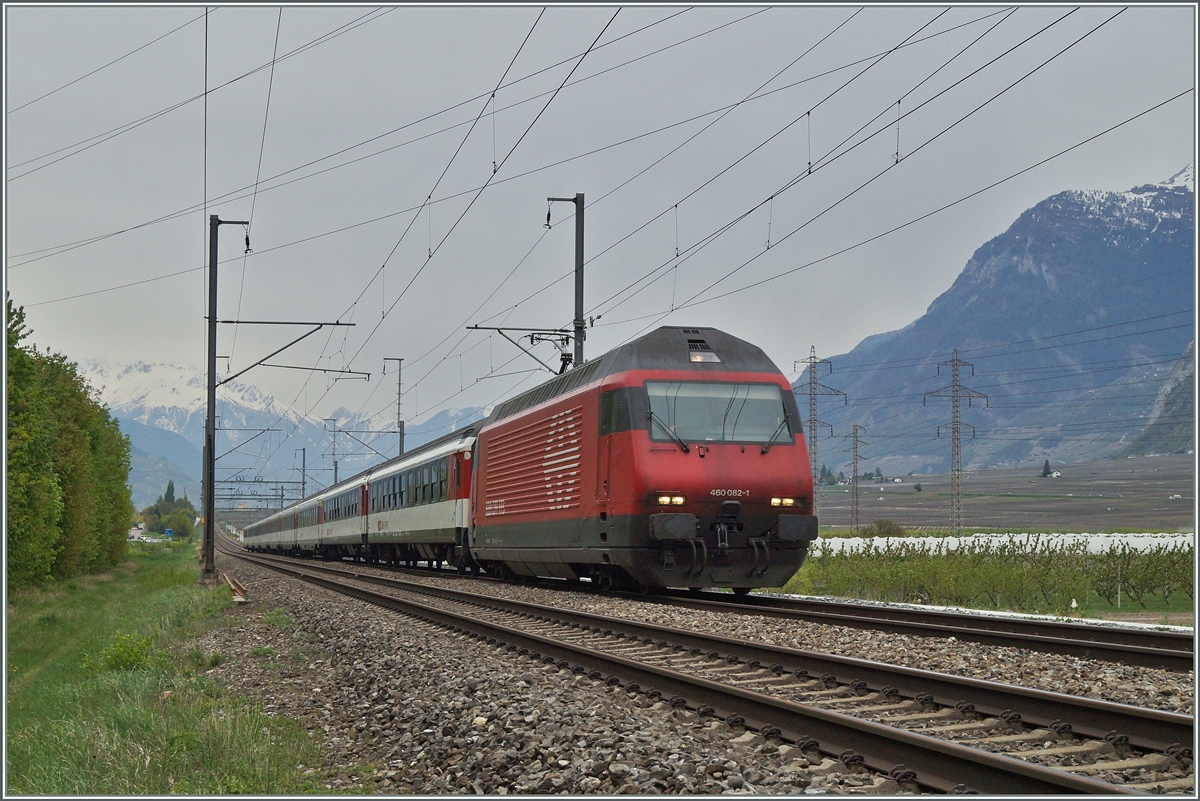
[645,381,792,444]
[598,388,634,435]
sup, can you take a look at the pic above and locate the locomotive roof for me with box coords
[597,326,781,375]
[487,327,783,423]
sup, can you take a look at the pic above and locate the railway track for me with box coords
[249,546,1195,673]
[219,540,1194,794]
[627,588,1196,674]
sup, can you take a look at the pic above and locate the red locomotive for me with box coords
[246,326,818,593]
[469,326,818,592]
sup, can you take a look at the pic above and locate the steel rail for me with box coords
[668,589,1196,650]
[618,589,1196,673]
[225,548,1139,794]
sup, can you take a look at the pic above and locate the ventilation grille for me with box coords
[681,328,701,334]
[492,359,602,422]
[687,339,712,351]
[484,406,582,516]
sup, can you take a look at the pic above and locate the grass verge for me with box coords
[5,541,327,794]
[778,533,1193,624]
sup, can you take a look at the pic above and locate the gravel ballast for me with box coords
[381,570,1195,716]
[203,556,907,794]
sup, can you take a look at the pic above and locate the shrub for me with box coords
[97,633,156,671]
[863,519,906,538]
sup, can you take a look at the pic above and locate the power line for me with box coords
[7,9,209,115]
[6,7,1009,273]
[7,8,394,180]
[843,425,869,533]
[348,9,1174,445]
[230,7,284,374]
[217,11,624,488]
[807,308,1194,375]
[607,86,1191,333]
[339,10,621,374]
[363,8,546,314]
[924,350,988,536]
[4,7,718,264]
[579,7,1060,324]
[796,346,846,516]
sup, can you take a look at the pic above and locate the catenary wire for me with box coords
[215,10,620,485]
[605,8,1125,340]
[4,6,708,261]
[7,9,210,115]
[6,7,1006,270]
[6,8,394,179]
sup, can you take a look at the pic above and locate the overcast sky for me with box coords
[5,4,1196,429]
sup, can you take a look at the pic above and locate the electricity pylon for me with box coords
[795,346,845,515]
[843,425,868,534]
[924,349,988,536]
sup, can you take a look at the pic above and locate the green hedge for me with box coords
[6,297,133,588]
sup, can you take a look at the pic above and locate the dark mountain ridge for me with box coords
[801,173,1194,476]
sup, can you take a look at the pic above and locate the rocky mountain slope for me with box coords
[1117,339,1195,458]
[800,166,1194,476]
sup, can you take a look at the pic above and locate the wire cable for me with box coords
[608,83,1189,335]
[340,10,621,373]
[7,9,209,115]
[229,7,284,372]
[7,8,393,180]
[6,7,1005,270]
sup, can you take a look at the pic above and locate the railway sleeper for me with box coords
[975,728,1058,745]
[790,685,856,700]
[697,663,758,676]
[887,706,968,724]
[727,674,796,689]
[1065,753,1177,775]
[1028,739,1117,759]
[660,656,713,668]
[1124,776,1195,793]
[855,699,924,714]
[816,692,889,707]
[920,717,1007,735]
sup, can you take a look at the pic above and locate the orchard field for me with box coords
[815,453,1194,532]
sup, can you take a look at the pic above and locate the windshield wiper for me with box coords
[760,419,790,454]
[648,410,690,453]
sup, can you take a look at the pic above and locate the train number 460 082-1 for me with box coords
[710,488,749,497]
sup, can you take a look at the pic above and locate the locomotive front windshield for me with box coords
[645,381,791,444]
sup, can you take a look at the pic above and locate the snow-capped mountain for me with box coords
[801,168,1194,474]
[1160,162,1194,191]
[80,359,487,508]
[81,359,305,441]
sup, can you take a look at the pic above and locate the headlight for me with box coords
[671,495,686,506]
[771,497,795,507]
[657,495,673,506]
